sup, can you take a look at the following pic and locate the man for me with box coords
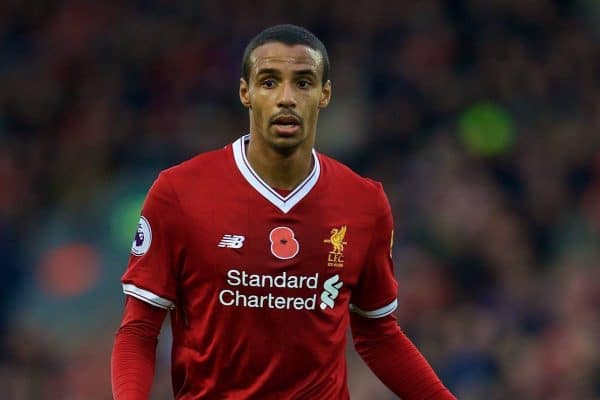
[111,24,456,399]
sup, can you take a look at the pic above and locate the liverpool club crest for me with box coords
[323,225,347,268]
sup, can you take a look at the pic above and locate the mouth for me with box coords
[270,114,301,136]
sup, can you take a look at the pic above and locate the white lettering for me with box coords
[226,270,319,289]
[274,273,286,288]
[274,296,286,309]
[293,297,305,310]
[262,274,274,287]
[248,274,261,287]
[219,289,235,305]
[220,270,328,311]
[304,295,316,310]
[219,290,319,311]
[247,294,258,307]
[227,270,241,286]
[306,273,318,289]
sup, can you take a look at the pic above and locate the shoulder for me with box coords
[157,144,231,186]
[166,145,230,178]
[318,152,385,198]
[317,153,390,219]
[147,144,232,201]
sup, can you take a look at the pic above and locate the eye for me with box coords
[261,79,276,89]
[297,80,312,89]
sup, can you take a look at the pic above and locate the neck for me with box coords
[245,138,314,191]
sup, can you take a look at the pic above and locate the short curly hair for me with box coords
[241,24,330,86]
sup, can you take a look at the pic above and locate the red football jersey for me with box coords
[122,135,398,399]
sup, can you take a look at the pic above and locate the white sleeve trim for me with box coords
[122,283,175,310]
[349,299,398,318]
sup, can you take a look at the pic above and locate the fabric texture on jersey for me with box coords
[119,135,400,399]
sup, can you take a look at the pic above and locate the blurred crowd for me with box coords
[1,0,600,399]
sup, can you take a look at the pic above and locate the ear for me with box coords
[239,78,251,108]
[318,80,332,109]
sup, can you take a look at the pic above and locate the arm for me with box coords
[111,296,168,400]
[351,313,455,400]
[112,172,182,398]
[351,183,455,399]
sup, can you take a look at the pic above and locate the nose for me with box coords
[277,82,296,108]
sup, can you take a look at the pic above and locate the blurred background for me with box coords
[1,0,600,399]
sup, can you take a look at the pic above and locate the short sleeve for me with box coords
[121,172,185,310]
[350,183,398,318]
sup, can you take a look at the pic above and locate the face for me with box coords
[239,42,331,153]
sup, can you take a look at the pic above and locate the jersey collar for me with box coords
[232,134,321,213]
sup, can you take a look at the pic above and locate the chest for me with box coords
[181,195,374,292]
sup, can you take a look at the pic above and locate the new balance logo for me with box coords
[320,274,343,310]
[218,235,245,248]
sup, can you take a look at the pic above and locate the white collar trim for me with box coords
[232,134,320,213]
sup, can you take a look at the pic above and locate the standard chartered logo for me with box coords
[218,269,343,311]
[320,274,343,310]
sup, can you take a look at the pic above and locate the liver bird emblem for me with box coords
[324,225,347,254]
